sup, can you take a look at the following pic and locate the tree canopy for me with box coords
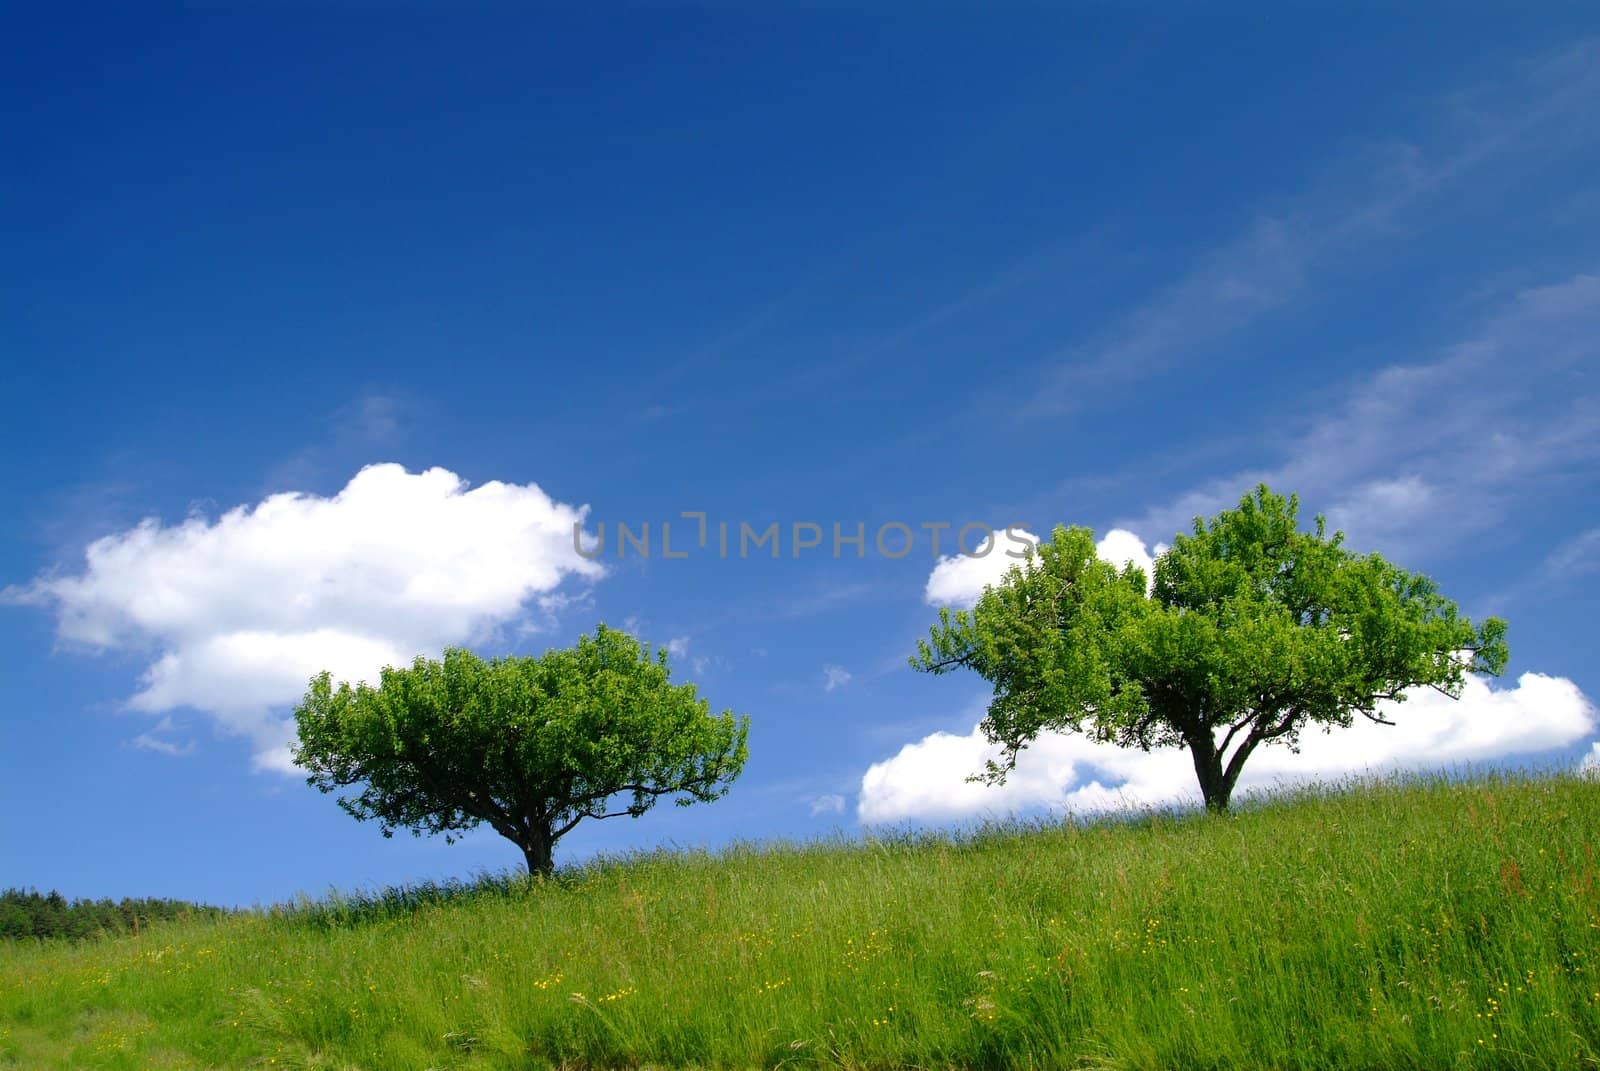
[0,888,226,942]
[913,485,1508,812]
[293,626,750,874]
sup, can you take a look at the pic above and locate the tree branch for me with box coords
[401,754,523,842]
[1220,705,1301,791]
[551,812,587,840]
[552,776,726,840]
[584,806,646,822]
[567,781,709,808]
[1217,710,1256,756]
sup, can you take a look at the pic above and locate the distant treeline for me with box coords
[0,887,228,941]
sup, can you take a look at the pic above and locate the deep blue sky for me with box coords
[4,10,1598,907]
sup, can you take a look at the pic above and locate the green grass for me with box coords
[3,773,1599,1070]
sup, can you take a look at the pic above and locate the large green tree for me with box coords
[293,626,750,874]
[913,486,1508,812]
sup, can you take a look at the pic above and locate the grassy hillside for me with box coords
[3,773,1598,1070]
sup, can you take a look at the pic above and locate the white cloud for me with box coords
[8,463,604,772]
[809,793,847,817]
[649,636,719,679]
[823,664,853,692]
[1581,743,1600,777]
[858,672,1597,824]
[923,527,1163,609]
[1093,530,1168,592]
[924,528,1038,609]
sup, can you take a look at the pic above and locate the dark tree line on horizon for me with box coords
[0,887,228,941]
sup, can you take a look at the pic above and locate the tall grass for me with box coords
[2,772,1598,1069]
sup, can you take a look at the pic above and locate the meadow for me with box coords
[2,773,1597,1070]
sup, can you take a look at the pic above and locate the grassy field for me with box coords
[2,773,1598,1070]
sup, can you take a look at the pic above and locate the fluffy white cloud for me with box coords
[1094,529,1168,591]
[923,527,1163,609]
[923,527,1039,609]
[1581,742,1600,778]
[858,672,1597,823]
[9,463,604,771]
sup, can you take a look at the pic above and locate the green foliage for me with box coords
[3,774,1597,1069]
[915,485,1510,810]
[0,888,226,942]
[292,625,750,874]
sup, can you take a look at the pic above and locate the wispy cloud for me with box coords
[1122,272,1600,556]
[1025,217,1309,414]
[823,664,853,693]
[809,793,846,817]
[1022,40,1600,417]
[769,580,881,621]
[1482,527,1600,615]
[129,716,194,757]
[1539,528,1600,580]
[264,390,413,494]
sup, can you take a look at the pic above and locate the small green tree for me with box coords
[293,625,750,875]
[913,485,1508,812]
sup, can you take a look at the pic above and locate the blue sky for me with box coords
[3,11,1598,907]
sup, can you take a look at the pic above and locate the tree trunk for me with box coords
[1187,733,1233,812]
[519,832,555,877]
